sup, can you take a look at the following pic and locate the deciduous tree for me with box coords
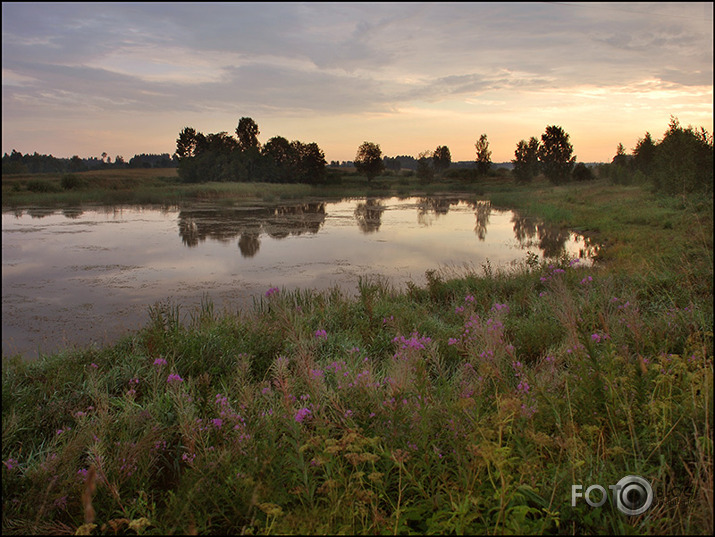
[538,125,575,184]
[512,137,540,183]
[475,134,491,177]
[235,117,261,152]
[354,142,385,182]
[432,145,451,176]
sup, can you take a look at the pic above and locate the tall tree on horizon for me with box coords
[235,117,261,152]
[539,125,575,184]
[354,141,385,182]
[475,133,492,177]
[433,145,451,176]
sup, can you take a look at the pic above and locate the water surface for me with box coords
[2,197,598,359]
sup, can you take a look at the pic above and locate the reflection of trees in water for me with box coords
[473,200,491,241]
[354,198,385,233]
[416,197,459,226]
[238,232,260,257]
[177,202,326,256]
[510,213,571,258]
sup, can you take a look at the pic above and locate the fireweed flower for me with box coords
[167,373,183,384]
[265,287,280,297]
[314,329,328,340]
[295,407,312,423]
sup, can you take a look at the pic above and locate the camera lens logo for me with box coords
[613,475,653,516]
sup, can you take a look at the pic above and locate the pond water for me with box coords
[2,196,599,359]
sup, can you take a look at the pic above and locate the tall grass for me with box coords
[2,179,712,534]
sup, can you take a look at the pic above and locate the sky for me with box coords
[2,2,713,163]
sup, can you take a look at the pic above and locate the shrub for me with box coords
[60,174,86,190]
[25,179,60,193]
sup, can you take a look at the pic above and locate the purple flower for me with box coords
[581,276,593,285]
[167,373,184,384]
[3,458,19,470]
[153,357,168,367]
[314,329,328,340]
[211,418,223,429]
[295,407,312,423]
[265,287,280,297]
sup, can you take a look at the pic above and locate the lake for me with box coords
[2,196,599,359]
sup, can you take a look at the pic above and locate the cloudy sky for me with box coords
[2,2,712,163]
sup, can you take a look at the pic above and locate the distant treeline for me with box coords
[2,150,177,175]
[329,158,515,171]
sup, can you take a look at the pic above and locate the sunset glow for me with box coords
[2,2,713,163]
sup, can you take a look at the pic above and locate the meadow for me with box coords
[2,170,712,534]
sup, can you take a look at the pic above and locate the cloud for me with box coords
[2,2,712,159]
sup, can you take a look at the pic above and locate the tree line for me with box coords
[1,150,176,175]
[600,116,713,195]
[174,118,328,184]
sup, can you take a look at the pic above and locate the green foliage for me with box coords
[60,174,87,190]
[651,117,713,195]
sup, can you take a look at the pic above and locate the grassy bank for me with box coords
[2,178,712,534]
[1,167,494,207]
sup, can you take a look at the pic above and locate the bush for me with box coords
[25,179,60,193]
[60,174,86,190]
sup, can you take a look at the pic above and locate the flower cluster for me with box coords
[265,287,280,298]
[167,373,184,384]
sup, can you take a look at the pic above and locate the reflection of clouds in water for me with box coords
[2,199,601,359]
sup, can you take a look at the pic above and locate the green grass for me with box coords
[2,176,713,534]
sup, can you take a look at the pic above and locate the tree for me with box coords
[475,134,491,177]
[176,127,200,160]
[416,151,434,182]
[354,142,385,182]
[292,141,327,184]
[632,132,656,178]
[572,162,594,182]
[512,137,540,183]
[235,117,260,152]
[432,146,451,176]
[539,125,575,184]
[612,143,629,167]
[652,116,713,195]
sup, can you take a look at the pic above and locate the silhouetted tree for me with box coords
[633,132,657,178]
[176,127,200,160]
[512,137,540,183]
[539,125,575,184]
[354,142,384,182]
[475,134,492,177]
[416,150,434,182]
[433,145,451,176]
[235,117,261,152]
